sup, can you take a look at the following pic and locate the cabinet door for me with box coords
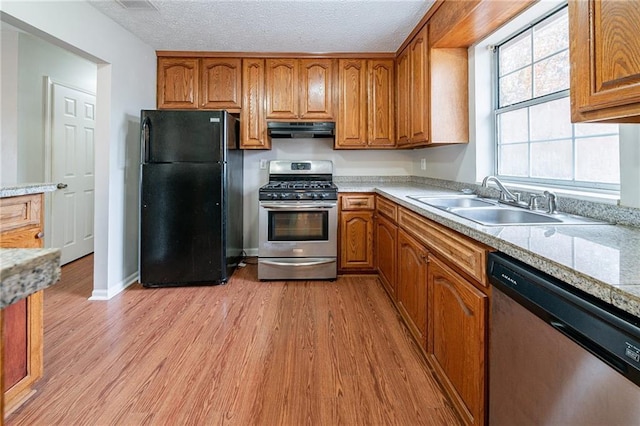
[410,26,430,145]
[241,59,269,149]
[376,214,397,298]
[569,0,640,122]
[339,210,375,271]
[266,59,299,119]
[157,57,199,109]
[396,48,411,146]
[1,194,44,412]
[336,59,368,148]
[428,255,487,426]
[368,59,395,147]
[299,59,335,120]
[200,58,242,110]
[397,229,428,350]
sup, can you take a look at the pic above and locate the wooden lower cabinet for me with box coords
[375,214,397,298]
[1,194,45,414]
[397,229,429,350]
[368,197,489,425]
[428,255,487,425]
[339,194,375,272]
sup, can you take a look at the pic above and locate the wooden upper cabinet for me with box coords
[410,25,430,145]
[299,59,335,119]
[337,59,368,147]
[266,59,299,119]
[368,59,395,147]
[200,58,242,110]
[157,57,199,109]
[241,58,269,149]
[396,49,411,147]
[569,0,640,123]
[336,59,395,149]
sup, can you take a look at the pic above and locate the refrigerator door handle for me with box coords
[141,116,151,163]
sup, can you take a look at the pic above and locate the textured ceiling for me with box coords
[88,0,435,53]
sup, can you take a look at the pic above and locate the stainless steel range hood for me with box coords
[267,121,335,139]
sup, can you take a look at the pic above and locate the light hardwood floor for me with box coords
[7,255,460,425]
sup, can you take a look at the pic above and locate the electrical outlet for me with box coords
[420,158,427,170]
[259,159,268,170]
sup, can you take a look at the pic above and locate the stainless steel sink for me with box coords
[408,195,607,226]
[409,196,496,209]
[450,207,562,225]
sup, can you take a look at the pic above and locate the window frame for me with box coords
[492,4,620,192]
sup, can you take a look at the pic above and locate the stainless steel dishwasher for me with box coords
[487,252,640,425]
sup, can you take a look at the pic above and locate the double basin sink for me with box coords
[409,195,606,226]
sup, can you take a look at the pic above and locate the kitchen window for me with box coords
[494,5,620,191]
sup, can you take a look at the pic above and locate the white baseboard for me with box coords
[89,271,138,301]
[244,248,258,257]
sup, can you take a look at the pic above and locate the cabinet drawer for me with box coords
[376,196,397,221]
[0,194,42,233]
[398,207,489,287]
[341,194,375,210]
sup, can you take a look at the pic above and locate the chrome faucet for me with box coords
[481,176,520,203]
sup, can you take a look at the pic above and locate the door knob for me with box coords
[57,183,68,189]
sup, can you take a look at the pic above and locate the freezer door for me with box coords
[140,163,225,285]
[141,110,227,163]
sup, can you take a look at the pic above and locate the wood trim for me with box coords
[157,51,396,59]
[395,0,445,55]
[429,0,536,48]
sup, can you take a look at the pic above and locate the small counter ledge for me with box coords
[0,183,57,198]
[1,248,61,309]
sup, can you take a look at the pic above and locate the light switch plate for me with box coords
[420,158,427,170]
[259,159,268,170]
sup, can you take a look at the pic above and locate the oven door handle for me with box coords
[260,203,336,210]
[260,259,336,267]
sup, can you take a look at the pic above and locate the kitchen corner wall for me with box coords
[242,138,414,253]
[1,1,156,300]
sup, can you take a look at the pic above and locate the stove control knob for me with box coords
[319,193,327,199]
[280,193,288,199]
[295,194,302,200]
[269,193,276,199]
[311,193,319,199]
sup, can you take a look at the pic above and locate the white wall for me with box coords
[1,24,19,185]
[0,1,156,299]
[243,139,413,251]
[16,31,97,183]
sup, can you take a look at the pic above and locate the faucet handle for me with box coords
[543,191,558,214]
[528,194,544,210]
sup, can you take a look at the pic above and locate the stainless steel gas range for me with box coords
[258,160,338,280]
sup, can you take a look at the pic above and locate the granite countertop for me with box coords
[337,181,640,319]
[0,183,58,198]
[1,248,61,309]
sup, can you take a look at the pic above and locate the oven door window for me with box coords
[268,210,328,241]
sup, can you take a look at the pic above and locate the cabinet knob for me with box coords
[57,183,68,189]
[36,231,44,239]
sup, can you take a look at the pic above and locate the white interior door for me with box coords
[51,83,96,265]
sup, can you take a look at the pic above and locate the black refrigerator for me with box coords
[139,110,243,287]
